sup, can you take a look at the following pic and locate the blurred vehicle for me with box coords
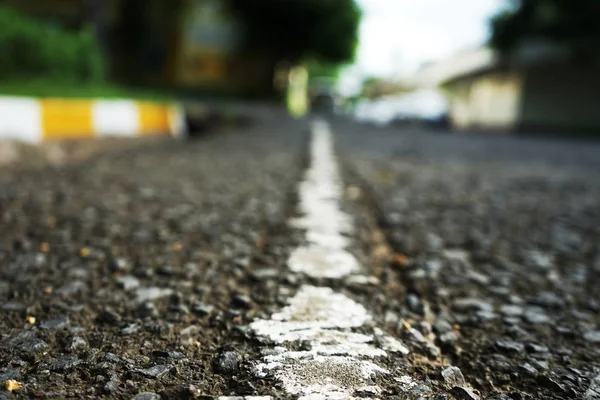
[309,77,342,114]
[354,89,449,129]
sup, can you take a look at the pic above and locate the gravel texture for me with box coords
[334,118,600,399]
[0,109,305,399]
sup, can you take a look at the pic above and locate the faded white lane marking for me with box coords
[247,121,415,399]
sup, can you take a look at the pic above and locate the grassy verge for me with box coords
[0,79,176,102]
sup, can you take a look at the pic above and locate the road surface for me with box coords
[1,109,600,399]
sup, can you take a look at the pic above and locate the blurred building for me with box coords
[414,43,600,133]
[5,0,275,97]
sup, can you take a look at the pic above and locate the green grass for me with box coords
[0,79,177,103]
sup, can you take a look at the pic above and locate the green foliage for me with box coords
[490,0,600,56]
[228,0,361,65]
[0,6,106,83]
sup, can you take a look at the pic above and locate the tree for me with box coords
[490,0,600,58]
[227,0,361,65]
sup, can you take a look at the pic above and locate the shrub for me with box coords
[0,6,105,83]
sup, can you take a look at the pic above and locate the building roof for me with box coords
[408,40,570,88]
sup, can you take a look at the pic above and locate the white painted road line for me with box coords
[248,120,414,399]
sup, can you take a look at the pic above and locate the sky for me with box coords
[339,0,506,91]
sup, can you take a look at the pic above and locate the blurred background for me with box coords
[1,0,599,134]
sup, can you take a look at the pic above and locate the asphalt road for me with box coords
[1,110,599,400]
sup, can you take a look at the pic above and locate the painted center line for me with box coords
[247,120,415,399]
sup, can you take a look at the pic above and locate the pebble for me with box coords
[528,292,565,309]
[19,339,50,354]
[132,392,161,400]
[499,304,524,317]
[67,336,88,352]
[495,340,525,353]
[405,327,428,344]
[49,356,82,372]
[214,351,240,374]
[136,364,172,379]
[136,287,173,303]
[55,280,88,296]
[526,343,549,354]
[451,386,480,400]
[103,380,118,393]
[116,276,140,291]
[191,302,214,316]
[441,366,466,387]
[453,298,493,313]
[137,302,159,318]
[531,360,549,371]
[96,310,122,326]
[440,331,460,345]
[434,319,453,334]
[583,330,600,343]
[1,302,26,312]
[518,363,537,376]
[232,294,252,308]
[523,307,551,324]
[40,316,70,330]
[585,374,600,399]
[536,374,565,392]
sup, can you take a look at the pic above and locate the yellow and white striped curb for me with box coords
[0,96,187,142]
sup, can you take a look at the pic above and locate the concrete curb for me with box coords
[0,96,187,142]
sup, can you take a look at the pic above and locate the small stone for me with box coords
[49,356,82,372]
[499,305,524,317]
[1,302,26,312]
[434,319,453,334]
[137,302,159,318]
[440,331,460,345]
[191,302,214,316]
[518,363,537,376]
[453,298,493,313]
[531,360,549,371]
[584,374,600,400]
[103,380,118,393]
[121,324,140,335]
[67,336,88,352]
[136,364,172,379]
[537,375,565,392]
[156,266,175,276]
[425,343,441,359]
[168,304,189,315]
[426,233,444,253]
[495,340,525,353]
[523,307,551,324]
[526,343,549,353]
[250,268,280,280]
[528,292,565,309]
[417,321,433,336]
[55,280,88,296]
[136,287,173,303]
[19,339,49,354]
[96,310,122,326]
[108,257,129,272]
[214,351,240,374]
[132,392,161,400]
[451,386,480,400]
[442,366,466,387]
[231,294,252,308]
[40,316,70,330]
[583,330,600,343]
[0,369,20,381]
[116,276,140,291]
[405,328,428,344]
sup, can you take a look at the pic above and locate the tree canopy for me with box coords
[490,0,600,57]
[228,0,361,65]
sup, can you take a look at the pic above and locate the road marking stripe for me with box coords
[248,120,414,399]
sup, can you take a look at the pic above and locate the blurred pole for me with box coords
[287,65,309,118]
[84,0,108,61]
